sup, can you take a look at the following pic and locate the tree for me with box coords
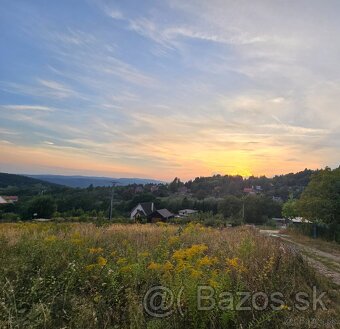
[243,195,282,224]
[282,199,298,219]
[297,167,340,224]
[218,195,242,219]
[169,177,184,193]
[28,196,57,219]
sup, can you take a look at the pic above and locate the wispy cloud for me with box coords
[0,104,54,112]
[1,0,340,179]
[0,79,80,100]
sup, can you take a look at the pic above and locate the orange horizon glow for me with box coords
[0,141,329,181]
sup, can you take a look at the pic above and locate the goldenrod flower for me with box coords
[197,256,218,267]
[148,261,162,270]
[97,256,107,267]
[226,257,246,273]
[44,235,57,242]
[120,265,132,273]
[208,279,219,289]
[162,261,174,271]
[85,264,96,271]
[190,269,202,278]
[89,247,103,254]
[168,236,180,245]
[172,244,208,261]
[117,257,128,265]
[139,252,150,258]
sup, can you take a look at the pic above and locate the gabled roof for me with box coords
[155,208,174,219]
[0,196,7,204]
[139,202,154,216]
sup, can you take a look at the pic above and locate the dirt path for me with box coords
[260,230,340,286]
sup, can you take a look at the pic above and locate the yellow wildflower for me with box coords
[97,256,107,267]
[162,261,174,271]
[208,279,219,289]
[172,244,208,261]
[120,265,132,273]
[197,256,218,267]
[148,261,162,271]
[93,293,101,303]
[117,257,127,265]
[168,236,180,245]
[190,269,202,278]
[44,235,57,242]
[71,232,81,239]
[226,257,246,273]
[85,264,97,271]
[89,247,103,254]
[139,252,150,258]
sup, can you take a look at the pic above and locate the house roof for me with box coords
[179,209,197,213]
[139,202,154,216]
[0,196,7,204]
[290,217,311,223]
[155,208,174,219]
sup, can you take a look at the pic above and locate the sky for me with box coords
[0,0,340,181]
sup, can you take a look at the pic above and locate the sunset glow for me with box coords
[1,1,339,180]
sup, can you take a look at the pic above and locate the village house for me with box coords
[129,202,174,222]
[130,202,155,220]
[0,196,8,204]
[148,209,174,222]
[243,187,256,194]
[178,209,198,217]
[3,196,18,203]
[0,196,18,204]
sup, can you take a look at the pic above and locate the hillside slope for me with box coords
[0,172,59,188]
[27,175,164,188]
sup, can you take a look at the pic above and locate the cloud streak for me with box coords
[0,0,339,179]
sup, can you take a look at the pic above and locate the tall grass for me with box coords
[0,222,337,328]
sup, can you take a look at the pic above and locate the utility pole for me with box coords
[109,181,117,220]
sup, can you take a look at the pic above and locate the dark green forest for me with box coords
[0,169,317,225]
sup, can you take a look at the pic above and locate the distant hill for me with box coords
[27,175,164,188]
[0,172,59,188]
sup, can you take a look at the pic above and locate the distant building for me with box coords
[272,196,283,203]
[0,196,8,204]
[2,196,18,203]
[130,202,155,220]
[149,209,174,222]
[178,209,198,217]
[290,217,311,224]
[135,186,144,193]
[272,218,287,228]
[130,202,173,222]
[243,187,256,194]
[150,185,159,192]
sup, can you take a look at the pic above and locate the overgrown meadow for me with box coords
[0,223,338,329]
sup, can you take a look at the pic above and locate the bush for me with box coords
[0,212,20,221]
[26,196,57,219]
